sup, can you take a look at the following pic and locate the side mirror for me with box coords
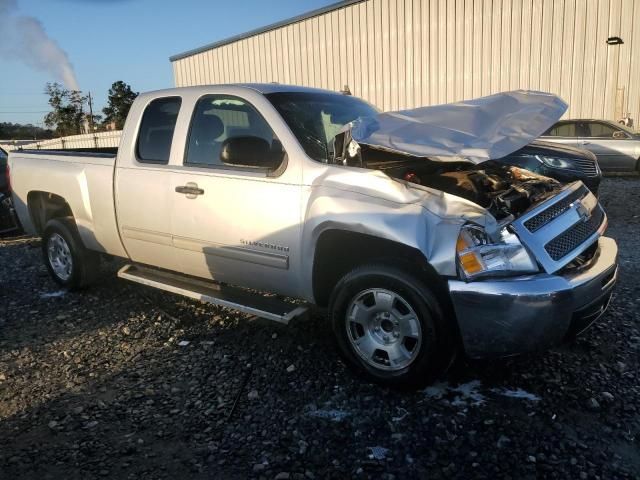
[220,136,283,169]
[612,130,628,139]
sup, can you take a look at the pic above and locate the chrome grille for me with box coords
[544,207,604,260]
[510,182,606,274]
[572,158,599,177]
[524,187,586,232]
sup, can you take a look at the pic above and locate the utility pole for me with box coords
[87,92,94,131]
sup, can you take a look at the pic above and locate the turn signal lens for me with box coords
[459,252,483,274]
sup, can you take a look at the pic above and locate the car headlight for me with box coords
[456,224,538,280]
[536,155,573,169]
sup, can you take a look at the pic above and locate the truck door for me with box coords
[169,94,303,296]
[115,96,185,272]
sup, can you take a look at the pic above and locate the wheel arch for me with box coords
[311,229,451,312]
[27,191,74,235]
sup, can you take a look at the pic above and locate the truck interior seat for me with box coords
[188,114,225,165]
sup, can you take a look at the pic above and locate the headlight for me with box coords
[536,155,573,169]
[456,224,538,280]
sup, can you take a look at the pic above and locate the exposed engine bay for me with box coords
[334,137,563,220]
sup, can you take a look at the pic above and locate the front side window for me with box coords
[586,122,619,138]
[185,95,284,171]
[266,92,379,162]
[136,97,182,164]
[545,122,577,137]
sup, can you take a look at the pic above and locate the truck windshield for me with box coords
[266,92,379,162]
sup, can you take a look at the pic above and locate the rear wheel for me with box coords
[42,217,99,289]
[329,263,454,388]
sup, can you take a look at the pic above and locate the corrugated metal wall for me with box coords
[171,0,640,124]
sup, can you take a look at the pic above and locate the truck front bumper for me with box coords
[448,236,618,359]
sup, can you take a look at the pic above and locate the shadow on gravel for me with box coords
[0,282,344,479]
[2,279,638,479]
[0,244,137,356]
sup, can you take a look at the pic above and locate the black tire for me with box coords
[42,217,99,289]
[329,263,454,389]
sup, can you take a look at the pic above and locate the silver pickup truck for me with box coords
[9,84,618,387]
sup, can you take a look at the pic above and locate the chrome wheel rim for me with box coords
[345,288,422,371]
[47,233,73,281]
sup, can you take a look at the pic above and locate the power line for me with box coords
[0,111,50,114]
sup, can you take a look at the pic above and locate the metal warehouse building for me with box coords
[170,0,640,124]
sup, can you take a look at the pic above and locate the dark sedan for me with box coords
[0,147,7,192]
[0,146,20,233]
[498,140,601,194]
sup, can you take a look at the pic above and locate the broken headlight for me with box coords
[456,224,538,280]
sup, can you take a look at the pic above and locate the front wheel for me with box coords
[42,217,99,289]
[329,264,454,388]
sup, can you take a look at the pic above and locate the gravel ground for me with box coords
[1,177,638,480]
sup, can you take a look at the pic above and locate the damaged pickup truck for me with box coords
[9,85,617,387]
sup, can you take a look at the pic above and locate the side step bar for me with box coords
[118,264,307,325]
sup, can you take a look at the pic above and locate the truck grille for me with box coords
[510,182,606,274]
[524,187,585,232]
[544,207,604,260]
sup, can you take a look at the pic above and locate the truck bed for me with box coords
[9,149,127,258]
[16,148,117,158]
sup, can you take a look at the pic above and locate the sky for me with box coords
[0,0,335,127]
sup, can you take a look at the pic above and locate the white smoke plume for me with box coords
[0,0,80,91]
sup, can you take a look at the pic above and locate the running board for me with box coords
[117,264,307,325]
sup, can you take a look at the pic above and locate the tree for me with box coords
[43,82,86,136]
[102,81,138,130]
[0,122,55,140]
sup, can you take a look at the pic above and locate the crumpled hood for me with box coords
[348,90,568,164]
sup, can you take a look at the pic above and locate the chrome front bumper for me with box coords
[448,236,618,359]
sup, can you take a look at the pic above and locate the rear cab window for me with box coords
[136,97,182,164]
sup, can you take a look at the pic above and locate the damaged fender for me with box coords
[299,166,498,301]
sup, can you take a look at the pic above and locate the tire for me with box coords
[42,217,99,289]
[328,263,454,389]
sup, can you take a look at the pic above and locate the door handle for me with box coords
[580,141,590,145]
[175,184,204,196]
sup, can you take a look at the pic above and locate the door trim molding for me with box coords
[121,227,289,270]
[121,226,173,246]
[173,235,289,269]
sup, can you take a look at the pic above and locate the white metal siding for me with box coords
[171,0,640,124]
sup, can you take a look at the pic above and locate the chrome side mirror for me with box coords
[612,131,628,139]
